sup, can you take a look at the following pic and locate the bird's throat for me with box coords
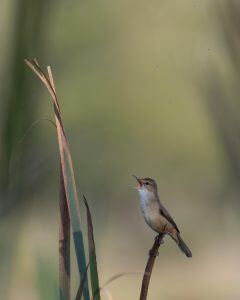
[138,188,155,201]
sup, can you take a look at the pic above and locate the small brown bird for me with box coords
[133,175,192,258]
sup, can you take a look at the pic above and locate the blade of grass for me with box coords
[50,66,70,300]
[25,59,90,300]
[75,262,90,300]
[19,118,56,145]
[82,196,101,300]
[59,166,70,300]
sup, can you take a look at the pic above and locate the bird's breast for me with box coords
[138,190,161,231]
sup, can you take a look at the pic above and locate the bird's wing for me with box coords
[159,205,180,233]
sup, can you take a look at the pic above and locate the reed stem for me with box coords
[139,233,165,300]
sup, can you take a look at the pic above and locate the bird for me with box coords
[133,175,192,258]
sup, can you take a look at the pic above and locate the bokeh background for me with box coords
[1,0,240,299]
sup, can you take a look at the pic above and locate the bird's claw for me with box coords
[155,234,165,245]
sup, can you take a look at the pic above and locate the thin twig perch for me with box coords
[139,232,165,300]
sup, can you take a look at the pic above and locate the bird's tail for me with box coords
[176,233,192,258]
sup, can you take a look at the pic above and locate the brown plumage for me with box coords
[133,175,192,258]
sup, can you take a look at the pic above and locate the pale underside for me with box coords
[138,188,178,239]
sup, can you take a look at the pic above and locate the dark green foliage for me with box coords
[75,263,90,300]
[0,0,48,215]
[83,196,101,300]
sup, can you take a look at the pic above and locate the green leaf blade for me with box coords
[83,196,101,300]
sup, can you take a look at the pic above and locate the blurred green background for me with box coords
[1,0,240,299]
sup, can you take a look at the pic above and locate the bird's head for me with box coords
[132,175,158,194]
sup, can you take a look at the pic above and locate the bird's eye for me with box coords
[145,182,149,185]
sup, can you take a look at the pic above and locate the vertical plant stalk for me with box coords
[75,262,90,300]
[25,59,90,300]
[82,196,101,300]
[59,166,70,300]
[139,233,165,300]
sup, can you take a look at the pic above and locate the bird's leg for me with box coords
[154,235,164,245]
[149,233,164,257]
[157,224,167,246]
[162,223,167,233]
[149,225,168,257]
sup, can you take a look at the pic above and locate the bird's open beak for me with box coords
[132,175,143,187]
